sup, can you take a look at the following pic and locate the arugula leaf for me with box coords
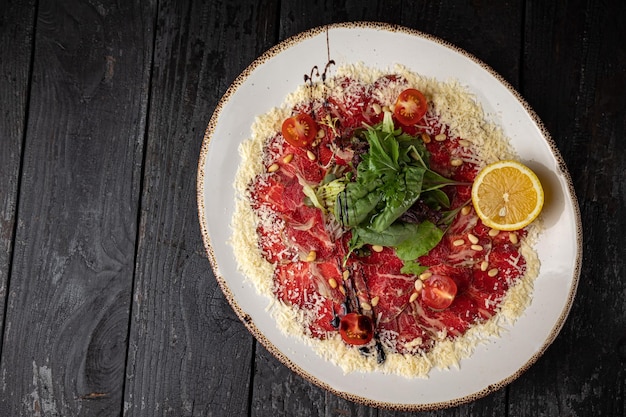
[300,181,325,212]
[400,261,429,276]
[350,222,422,248]
[363,128,398,175]
[330,110,470,274]
[395,220,444,261]
[381,109,396,134]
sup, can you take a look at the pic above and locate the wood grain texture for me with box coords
[0,0,36,353]
[508,0,626,416]
[398,0,523,90]
[122,1,279,416]
[0,0,153,415]
[0,0,624,415]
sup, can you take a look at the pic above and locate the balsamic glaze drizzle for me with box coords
[305,27,388,364]
[303,27,336,85]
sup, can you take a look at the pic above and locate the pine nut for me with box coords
[371,296,380,307]
[471,244,483,251]
[421,133,431,144]
[306,150,316,161]
[488,228,500,237]
[382,105,391,113]
[419,272,432,281]
[414,279,423,292]
[409,292,419,303]
[267,163,279,173]
[450,158,463,166]
[342,270,350,280]
[371,244,383,253]
[339,285,346,295]
[453,239,465,246]
[468,233,479,244]
[282,153,294,164]
[488,268,499,277]
[509,233,519,244]
[435,133,447,141]
[372,102,382,115]
[480,260,489,271]
[459,139,471,147]
[316,129,325,139]
[361,302,372,311]
[328,278,338,289]
[461,205,471,216]
[305,250,317,262]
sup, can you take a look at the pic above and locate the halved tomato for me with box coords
[422,274,457,310]
[393,88,428,126]
[281,113,318,147]
[339,312,374,346]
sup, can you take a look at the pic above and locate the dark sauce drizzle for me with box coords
[328,261,387,363]
[303,59,335,125]
[303,27,336,86]
[303,59,336,85]
[303,27,336,120]
[358,337,386,364]
[301,28,336,162]
[302,28,387,365]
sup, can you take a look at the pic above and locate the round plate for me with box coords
[197,22,582,410]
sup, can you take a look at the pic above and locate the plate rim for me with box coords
[196,21,583,411]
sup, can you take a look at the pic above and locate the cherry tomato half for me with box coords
[281,113,318,147]
[422,274,458,310]
[393,88,428,126]
[339,312,374,346]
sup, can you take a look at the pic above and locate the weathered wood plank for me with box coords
[398,0,523,90]
[508,0,626,416]
[0,0,621,415]
[122,1,279,416]
[278,0,402,38]
[0,0,36,353]
[250,1,522,416]
[0,0,154,415]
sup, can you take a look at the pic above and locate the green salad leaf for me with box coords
[331,110,469,272]
[395,220,444,260]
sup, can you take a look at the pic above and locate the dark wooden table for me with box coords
[1,0,625,416]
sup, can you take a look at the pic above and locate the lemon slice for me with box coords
[471,160,544,231]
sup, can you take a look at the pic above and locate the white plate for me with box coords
[197,22,582,410]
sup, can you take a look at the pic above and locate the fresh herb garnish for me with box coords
[333,110,468,270]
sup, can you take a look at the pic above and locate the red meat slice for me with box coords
[443,293,481,329]
[379,310,430,354]
[427,264,472,293]
[273,260,345,338]
[291,149,326,183]
[249,174,284,211]
[367,270,414,322]
[488,242,527,282]
[249,172,305,215]
[326,76,371,132]
[256,222,289,264]
[284,205,337,260]
[360,248,414,323]
[249,76,532,355]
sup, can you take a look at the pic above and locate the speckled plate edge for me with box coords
[197,21,582,411]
